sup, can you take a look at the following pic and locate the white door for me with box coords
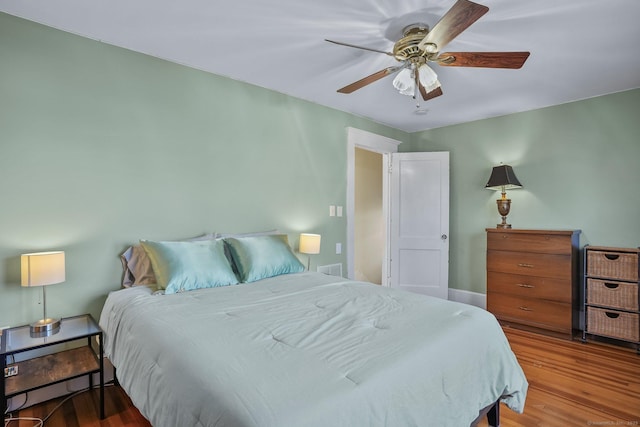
[389,152,449,299]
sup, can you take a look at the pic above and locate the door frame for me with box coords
[346,127,400,285]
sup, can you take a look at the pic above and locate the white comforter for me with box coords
[100,272,527,427]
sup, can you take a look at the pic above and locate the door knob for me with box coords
[441,234,448,240]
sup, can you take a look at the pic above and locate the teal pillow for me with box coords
[224,235,304,283]
[140,239,238,294]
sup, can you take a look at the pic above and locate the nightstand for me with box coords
[1,314,104,419]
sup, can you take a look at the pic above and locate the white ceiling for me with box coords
[2,0,639,133]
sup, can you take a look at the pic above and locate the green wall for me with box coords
[2,12,638,327]
[0,13,408,327]
[404,88,640,294]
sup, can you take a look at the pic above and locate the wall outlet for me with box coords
[4,365,18,378]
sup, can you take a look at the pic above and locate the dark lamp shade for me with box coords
[485,165,523,190]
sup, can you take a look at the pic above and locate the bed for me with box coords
[99,234,527,427]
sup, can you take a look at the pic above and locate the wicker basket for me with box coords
[587,279,639,311]
[587,250,639,281]
[587,307,640,342]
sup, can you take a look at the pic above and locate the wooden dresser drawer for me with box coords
[488,293,572,333]
[488,271,571,303]
[587,278,639,311]
[487,231,573,255]
[487,250,572,279]
[587,250,639,282]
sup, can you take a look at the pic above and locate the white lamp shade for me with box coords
[21,251,65,287]
[299,234,321,255]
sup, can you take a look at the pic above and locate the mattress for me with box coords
[100,272,527,426]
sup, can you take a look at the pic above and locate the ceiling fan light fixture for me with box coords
[392,64,439,97]
[392,68,415,96]
[418,64,439,92]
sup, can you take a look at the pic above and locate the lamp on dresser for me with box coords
[21,251,65,335]
[485,164,523,229]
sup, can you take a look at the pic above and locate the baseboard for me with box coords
[448,288,486,309]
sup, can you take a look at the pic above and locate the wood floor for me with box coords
[4,385,150,427]
[6,327,639,427]
[478,328,640,427]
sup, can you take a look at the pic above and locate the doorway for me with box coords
[354,147,384,284]
[346,128,450,298]
[346,127,400,285]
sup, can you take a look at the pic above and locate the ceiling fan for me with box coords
[326,0,530,105]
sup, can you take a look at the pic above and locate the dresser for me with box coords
[582,245,640,351]
[486,229,581,339]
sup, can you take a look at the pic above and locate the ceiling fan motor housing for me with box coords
[393,24,437,62]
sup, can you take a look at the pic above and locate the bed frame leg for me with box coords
[487,401,500,427]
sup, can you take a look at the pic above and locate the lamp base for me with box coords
[30,317,61,336]
[495,198,513,230]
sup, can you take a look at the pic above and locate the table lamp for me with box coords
[485,165,523,229]
[21,251,65,334]
[299,233,321,271]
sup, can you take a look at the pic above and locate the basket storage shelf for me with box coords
[582,245,640,352]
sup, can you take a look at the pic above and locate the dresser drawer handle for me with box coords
[519,306,533,312]
[604,254,620,261]
[517,284,534,288]
[605,312,620,319]
[604,282,619,289]
[517,263,535,268]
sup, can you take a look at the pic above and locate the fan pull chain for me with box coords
[412,64,421,109]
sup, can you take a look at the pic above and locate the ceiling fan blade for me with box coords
[337,65,404,94]
[422,85,443,101]
[437,51,530,68]
[418,0,489,52]
[325,39,394,57]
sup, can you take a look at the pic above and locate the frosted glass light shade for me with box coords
[299,233,321,255]
[21,251,65,287]
[418,64,440,92]
[392,65,439,96]
[392,68,415,96]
